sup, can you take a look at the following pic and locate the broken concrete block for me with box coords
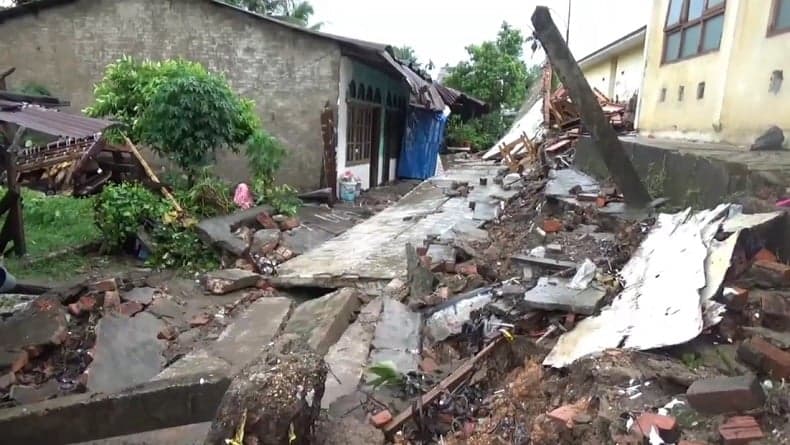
[546,243,563,253]
[121,287,157,305]
[9,380,60,405]
[686,375,765,414]
[719,416,764,444]
[407,243,436,299]
[472,200,499,221]
[315,417,386,445]
[209,296,293,372]
[369,297,420,374]
[0,295,68,374]
[369,409,392,428]
[542,218,563,233]
[322,298,383,408]
[750,260,790,286]
[204,335,326,445]
[522,277,606,315]
[424,288,493,343]
[454,261,478,276]
[737,337,790,379]
[86,313,165,394]
[250,229,281,256]
[119,301,145,317]
[283,288,363,356]
[280,226,335,256]
[426,244,456,272]
[381,278,408,301]
[201,269,261,295]
[90,278,118,293]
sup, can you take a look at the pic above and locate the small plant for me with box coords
[93,183,169,252]
[367,361,406,389]
[261,184,302,216]
[681,352,703,370]
[146,223,219,272]
[178,168,234,218]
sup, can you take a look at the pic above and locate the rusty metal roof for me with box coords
[0,105,117,138]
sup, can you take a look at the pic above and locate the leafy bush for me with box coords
[147,224,219,272]
[255,183,301,216]
[176,169,235,218]
[446,111,512,151]
[93,183,168,251]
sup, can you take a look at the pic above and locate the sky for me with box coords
[310,0,652,73]
[0,0,652,72]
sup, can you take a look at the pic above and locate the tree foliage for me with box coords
[85,57,284,185]
[443,22,539,150]
[225,0,322,29]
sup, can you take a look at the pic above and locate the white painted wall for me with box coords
[336,56,372,190]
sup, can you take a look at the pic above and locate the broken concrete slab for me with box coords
[426,243,455,272]
[472,200,499,221]
[196,205,274,256]
[369,298,420,374]
[87,312,166,394]
[121,287,157,305]
[283,288,363,356]
[315,417,386,445]
[280,226,335,256]
[200,269,261,295]
[208,296,293,372]
[424,288,494,343]
[154,349,230,381]
[10,379,61,405]
[147,296,186,325]
[511,254,578,270]
[0,371,229,444]
[522,277,606,315]
[322,298,383,409]
[0,295,68,372]
[73,422,211,445]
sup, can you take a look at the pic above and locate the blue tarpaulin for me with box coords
[397,108,448,180]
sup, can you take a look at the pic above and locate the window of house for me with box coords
[346,104,375,164]
[663,0,726,63]
[769,0,790,35]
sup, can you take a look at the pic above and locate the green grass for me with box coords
[1,188,101,281]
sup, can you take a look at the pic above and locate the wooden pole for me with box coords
[4,126,27,256]
[531,6,651,207]
[123,136,183,214]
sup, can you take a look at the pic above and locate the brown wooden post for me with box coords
[3,126,27,256]
[531,6,651,207]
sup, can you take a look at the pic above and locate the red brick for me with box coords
[595,196,608,208]
[189,313,212,327]
[753,248,777,263]
[761,292,789,320]
[738,337,790,379]
[102,290,121,312]
[119,301,144,317]
[278,217,300,231]
[78,295,97,312]
[547,401,587,428]
[157,325,179,341]
[753,260,790,281]
[419,356,438,373]
[90,278,118,293]
[686,375,765,414]
[256,211,278,230]
[542,218,563,233]
[721,286,749,310]
[454,261,478,276]
[369,409,392,428]
[719,416,764,445]
[632,413,679,443]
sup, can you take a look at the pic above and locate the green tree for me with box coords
[443,22,538,150]
[85,57,284,186]
[226,0,322,30]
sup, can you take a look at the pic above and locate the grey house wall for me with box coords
[0,0,341,190]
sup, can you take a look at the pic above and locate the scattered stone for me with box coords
[86,313,165,394]
[147,297,185,324]
[121,287,157,305]
[750,260,790,286]
[315,417,386,445]
[522,277,606,315]
[250,229,281,256]
[78,295,97,312]
[719,416,764,444]
[407,243,436,300]
[753,248,777,263]
[189,313,212,327]
[370,409,393,428]
[454,261,478,276]
[737,336,790,379]
[632,413,679,443]
[370,297,421,374]
[0,295,68,374]
[543,218,563,233]
[381,278,408,301]
[547,399,588,428]
[496,284,526,297]
[322,298,382,408]
[279,216,301,231]
[157,325,179,341]
[0,349,27,374]
[204,335,327,445]
[201,269,261,295]
[119,301,145,317]
[511,254,577,270]
[686,375,765,414]
[9,379,60,404]
[272,245,296,262]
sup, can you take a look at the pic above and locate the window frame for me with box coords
[346,103,376,166]
[768,0,790,37]
[662,0,726,64]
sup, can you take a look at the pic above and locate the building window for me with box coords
[663,0,726,63]
[697,81,706,99]
[660,87,667,102]
[678,85,685,101]
[346,104,375,165]
[769,0,790,35]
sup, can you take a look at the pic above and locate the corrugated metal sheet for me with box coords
[0,106,116,138]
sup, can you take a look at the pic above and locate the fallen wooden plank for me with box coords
[124,136,183,214]
[383,336,506,434]
[511,254,577,270]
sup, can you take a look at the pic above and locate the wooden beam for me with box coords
[531,7,651,207]
[3,126,27,256]
[123,136,183,214]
